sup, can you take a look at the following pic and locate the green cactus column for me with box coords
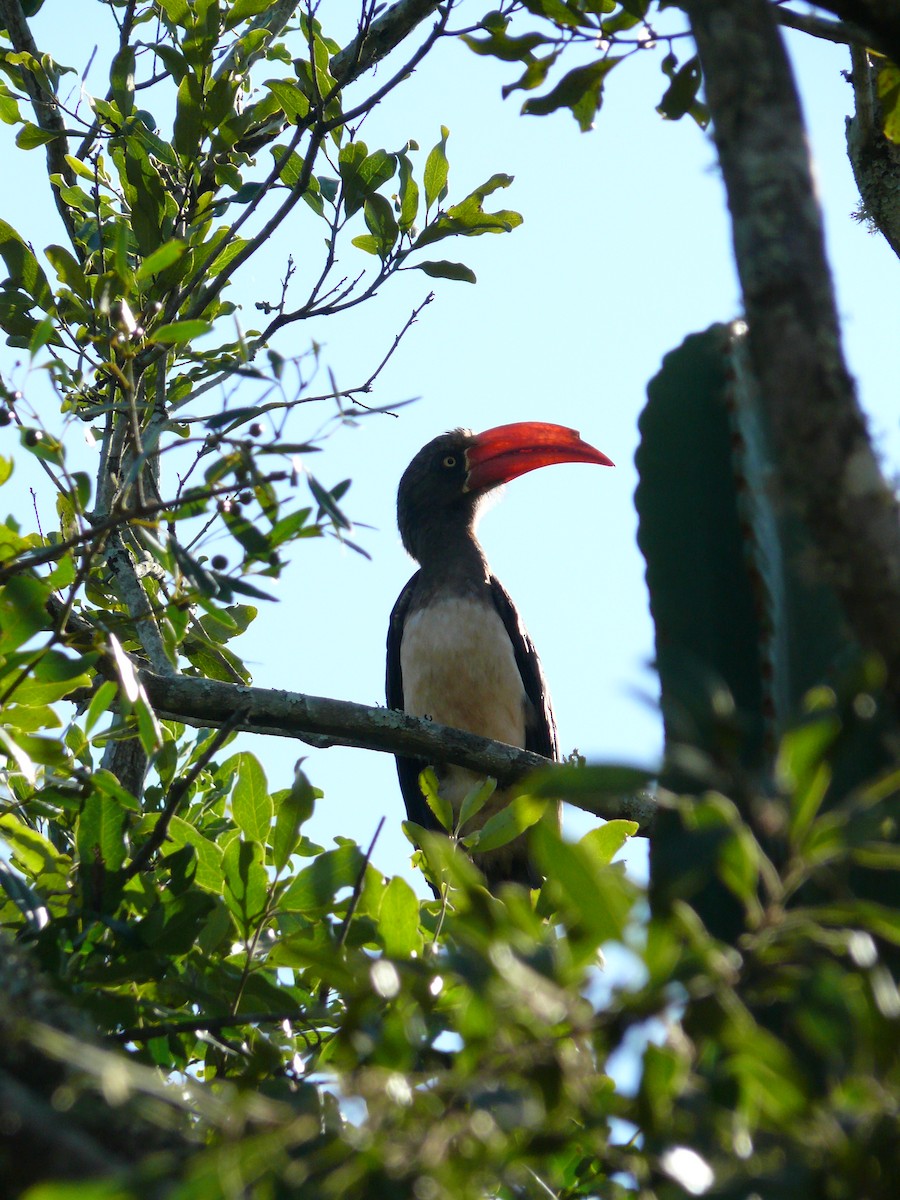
[636,323,894,941]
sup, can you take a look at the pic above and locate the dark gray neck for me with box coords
[410,518,492,599]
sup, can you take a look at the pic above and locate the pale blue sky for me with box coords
[2,3,897,891]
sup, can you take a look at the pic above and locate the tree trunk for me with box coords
[686,0,900,712]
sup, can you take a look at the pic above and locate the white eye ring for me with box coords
[442,454,457,469]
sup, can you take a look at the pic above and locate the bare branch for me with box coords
[773,3,876,49]
[136,670,658,834]
[808,0,900,64]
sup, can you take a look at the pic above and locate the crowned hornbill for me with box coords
[387,422,613,889]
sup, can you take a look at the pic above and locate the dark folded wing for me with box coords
[489,574,558,763]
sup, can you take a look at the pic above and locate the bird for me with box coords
[386,422,613,889]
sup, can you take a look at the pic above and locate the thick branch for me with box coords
[811,0,900,65]
[685,0,900,713]
[137,670,657,833]
[773,5,874,50]
[331,0,442,83]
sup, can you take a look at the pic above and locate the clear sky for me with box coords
[2,3,897,892]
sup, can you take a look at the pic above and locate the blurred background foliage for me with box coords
[0,2,898,1197]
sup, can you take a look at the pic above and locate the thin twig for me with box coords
[123,708,249,879]
[109,1008,322,1045]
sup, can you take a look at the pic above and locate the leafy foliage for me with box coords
[1,2,899,1198]
[462,2,709,132]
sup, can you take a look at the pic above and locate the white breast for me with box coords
[400,597,527,749]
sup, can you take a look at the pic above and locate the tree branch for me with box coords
[685,0,900,714]
[809,0,900,65]
[846,44,900,261]
[0,0,79,247]
[135,670,658,834]
[330,0,442,83]
[773,4,874,50]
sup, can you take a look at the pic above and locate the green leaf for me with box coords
[86,679,118,734]
[307,474,351,530]
[0,574,51,652]
[5,650,91,706]
[280,844,367,913]
[134,688,164,755]
[0,858,47,930]
[271,144,306,189]
[107,633,140,702]
[16,122,60,150]
[76,787,128,873]
[158,0,190,24]
[413,259,476,284]
[0,813,65,878]
[136,239,187,281]
[173,70,203,157]
[419,767,453,831]
[877,63,900,144]
[45,244,89,300]
[0,726,35,782]
[232,751,273,843]
[424,125,449,211]
[225,0,273,29]
[657,55,708,128]
[29,316,56,356]
[462,29,550,63]
[265,77,310,124]
[110,45,136,118]
[459,777,496,830]
[379,875,422,957]
[272,766,317,872]
[466,794,546,854]
[396,150,419,231]
[579,820,638,866]
[529,761,655,801]
[414,174,522,248]
[533,822,636,944]
[151,319,212,344]
[223,837,268,933]
[362,193,398,258]
[0,82,22,125]
[522,58,622,131]
[167,816,225,892]
[0,218,53,310]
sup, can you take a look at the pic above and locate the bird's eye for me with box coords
[442,454,457,469]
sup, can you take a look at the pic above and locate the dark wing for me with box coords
[386,571,440,832]
[489,575,559,762]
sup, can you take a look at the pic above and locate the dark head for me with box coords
[397,422,613,566]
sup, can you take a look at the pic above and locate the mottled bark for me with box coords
[846,44,900,261]
[136,670,658,833]
[685,0,900,712]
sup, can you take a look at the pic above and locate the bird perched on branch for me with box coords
[387,422,613,889]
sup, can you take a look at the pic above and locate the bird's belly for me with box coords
[400,597,527,747]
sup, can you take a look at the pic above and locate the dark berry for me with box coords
[0,409,11,427]
[239,490,254,506]
[248,422,263,438]
[211,554,228,570]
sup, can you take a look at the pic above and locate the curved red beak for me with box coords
[464,421,614,493]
